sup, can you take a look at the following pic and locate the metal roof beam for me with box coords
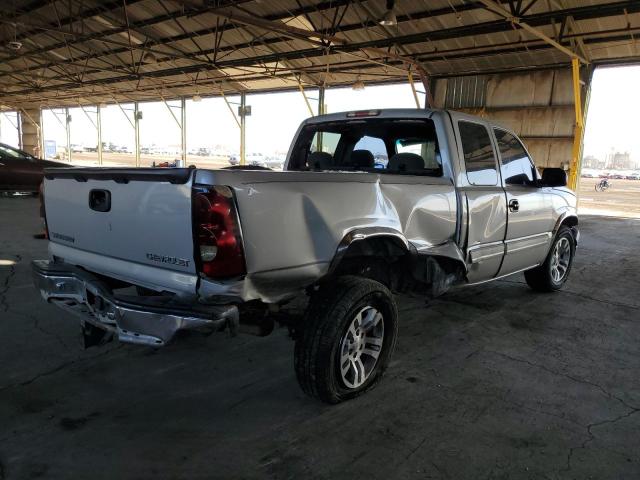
[0,0,640,84]
[2,0,638,101]
[0,0,253,62]
[0,0,482,76]
[8,1,145,41]
[5,21,630,101]
[477,0,588,63]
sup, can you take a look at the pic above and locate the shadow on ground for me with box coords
[1,199,639,479]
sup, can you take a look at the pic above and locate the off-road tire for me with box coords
[294,276,398,404]
[524,226,576,292]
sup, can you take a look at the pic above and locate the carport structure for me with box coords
[1,0,639,185]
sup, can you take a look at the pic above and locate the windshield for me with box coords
[287,119,442,176]
[0,143,34,161]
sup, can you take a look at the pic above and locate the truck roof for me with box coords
[304,108,437,125]
[303,108,512,133]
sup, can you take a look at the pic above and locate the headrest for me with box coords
[308,151,333,170]
[388,152,424,172]
[350,149,375,168]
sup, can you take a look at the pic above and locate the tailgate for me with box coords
[43,168,197,293]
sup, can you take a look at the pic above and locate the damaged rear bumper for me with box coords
[31,260,238,347]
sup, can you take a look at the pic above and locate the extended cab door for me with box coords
[454,118,507,283]
[493,128,554,275]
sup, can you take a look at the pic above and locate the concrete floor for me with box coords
[1,197,639,480]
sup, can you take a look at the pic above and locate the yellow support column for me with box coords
[568,58,585,191]
[408,71,421,108]
[297,81,315,117]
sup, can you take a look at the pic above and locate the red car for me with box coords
[0,142,68,193]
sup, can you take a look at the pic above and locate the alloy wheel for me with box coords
[338,306,384,389]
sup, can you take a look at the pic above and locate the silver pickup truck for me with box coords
[33,108,578,403]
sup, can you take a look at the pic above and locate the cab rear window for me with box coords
[288,119,442,176]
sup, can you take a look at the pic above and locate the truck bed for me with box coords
[43,167,457,302]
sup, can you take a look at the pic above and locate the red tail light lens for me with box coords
[193,186,246,278]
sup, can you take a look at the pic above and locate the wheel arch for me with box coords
[326,228,467,295]
[553,212,579,244]
[328,228,411,270]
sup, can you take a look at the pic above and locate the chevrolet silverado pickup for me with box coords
[33,109,578,403]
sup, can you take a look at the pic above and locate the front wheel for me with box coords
[294,276,398,404]
[524,226,576,292]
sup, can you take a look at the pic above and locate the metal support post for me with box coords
[317,86,325,152]
[97,105,103,165]
[181,97,187,164]
[240,92,246,166]
[134,102,141,167]
[17,112,23,150]
[408,71,421,108]
[298,81,315,117]
[568,58,585,191]
[65,107,71,162]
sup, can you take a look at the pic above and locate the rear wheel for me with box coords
[294,276,398,404]
[524,226,575,292]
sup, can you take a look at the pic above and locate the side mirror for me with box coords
[541,168,567,187]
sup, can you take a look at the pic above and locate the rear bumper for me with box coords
[32,260,238,347]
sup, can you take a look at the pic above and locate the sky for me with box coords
[35,84,419,157]
[582,65,640,163]
[1,68,637,163]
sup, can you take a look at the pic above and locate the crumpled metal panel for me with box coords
[194,169,458,303]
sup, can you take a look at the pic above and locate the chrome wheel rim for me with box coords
[339,306,384,389]
[550,237,571,283]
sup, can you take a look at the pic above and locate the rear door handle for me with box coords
[509,199,519,212]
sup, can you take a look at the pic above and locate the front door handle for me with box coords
[509,199,519,212]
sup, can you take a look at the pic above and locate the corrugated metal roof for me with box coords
[0,0,639,108]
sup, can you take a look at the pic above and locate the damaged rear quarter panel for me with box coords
[196,170,457,301]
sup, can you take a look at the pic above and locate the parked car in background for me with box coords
[610,173,626,180]
[246,152,267,167]
[264,155,285,169]
[228,154,239,166]
[70,144,84,153]
[625,173,640,180]
[0,142,68,193]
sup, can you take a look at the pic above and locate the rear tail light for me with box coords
[193,185,246,278]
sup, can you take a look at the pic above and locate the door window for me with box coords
[0,144,28,160]
[459,121,498,186]
[494,129,536,185]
